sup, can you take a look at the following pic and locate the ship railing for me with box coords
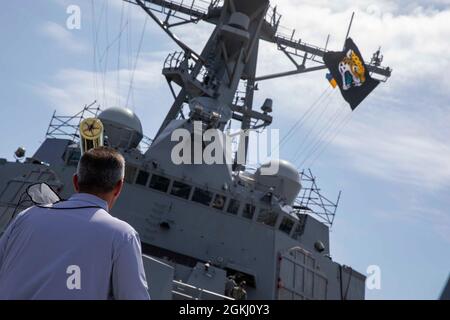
[134,0,212,19]
[265,4,282,34]
[272,24,328,64]
[164,51,188,70]
[164,51,203,74]
[264,3,327,60]
[208,0,223,9]
[172,280,233,300]
[266,5,391,79]
[164,51,219,91]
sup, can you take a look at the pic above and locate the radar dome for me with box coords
[98,107,143,149]
[255,159,301,205]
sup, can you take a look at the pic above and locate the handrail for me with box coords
[172,280,234,300]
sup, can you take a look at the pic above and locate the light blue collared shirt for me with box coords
[0,193,150,300]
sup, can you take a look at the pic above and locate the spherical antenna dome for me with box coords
[255,159,301,205]
[258,159,300,182]
[98,107,143,149]
[99,107,143,134]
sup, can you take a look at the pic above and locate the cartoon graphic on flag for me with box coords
[323,38,380,110]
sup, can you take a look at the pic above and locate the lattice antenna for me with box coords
[293,169,341,227]
[46,101,101,142]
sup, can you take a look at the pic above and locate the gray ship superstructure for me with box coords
[0,0,391,300]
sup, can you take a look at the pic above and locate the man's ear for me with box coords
[73,174,80,192]
[113,179,124,197]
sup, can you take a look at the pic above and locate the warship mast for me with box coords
[128,0,391,168]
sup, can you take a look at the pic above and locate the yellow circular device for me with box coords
[79,118,104,154]
[80,118,104,140]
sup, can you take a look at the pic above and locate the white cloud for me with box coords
[375,202,450,244]
[332,112,450,189]
[413,207,450,244]
[252,1,450,190]
[40,21,88,53]
[37,56,163,109]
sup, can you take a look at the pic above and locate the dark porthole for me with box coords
[136,170,150,186]
[192,188,213,206]
[149,174,170,193]
[279,217,295,235]
[227,199,240,215]
[170,181,192,199]
[243,204,255,220]
[257,208,278,227]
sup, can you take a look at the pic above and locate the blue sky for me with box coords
[0,0,449,299]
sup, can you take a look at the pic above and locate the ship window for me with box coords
[149,174,170,193]
[212,194,226,210]
[170,181,192,199]
[227,199,240,215]
[135,170,150,186]
[279,217,295,235]
[66,149,81,166]
[243,204,255,220]
[292,223,304,240]
[192,188,213,206]
[257,208,278,227]
[124,165,138,184]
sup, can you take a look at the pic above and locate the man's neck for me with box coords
[78,191,112,210]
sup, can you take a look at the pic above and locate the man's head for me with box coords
[73,146,125,209]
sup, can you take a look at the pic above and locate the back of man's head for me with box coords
[77,147,125,194]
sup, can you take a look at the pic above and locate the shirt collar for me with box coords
[68,193,109,211]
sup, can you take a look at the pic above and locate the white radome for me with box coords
[255,159,301,205]
[98,107,143,149]
[98,107,143,134]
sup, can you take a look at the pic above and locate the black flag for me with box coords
[323,38,380,110]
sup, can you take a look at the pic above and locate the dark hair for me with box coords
[76,147,125,194]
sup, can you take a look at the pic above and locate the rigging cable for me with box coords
[279,87,331,148]
[98,21,129,65]
[101,0,110,108]
[116,1,126,107]
[94,0,108,106]
[303,111,353,169]
[92,0,108,108]
[269,86,331,157]
[126,16,149,109]
[126,4,133,108]
[297,101,345,166]
[290,89,337,163]
[96,22,129,105]
[296,99,347,168]
[90,0,100,102]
